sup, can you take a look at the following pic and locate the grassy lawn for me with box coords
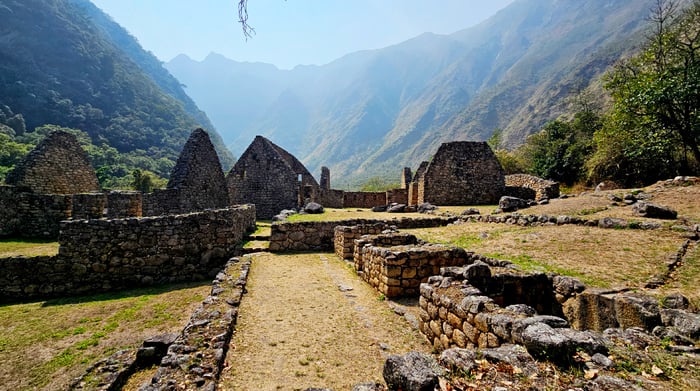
[0,282,210,391]
[0,239,59,257]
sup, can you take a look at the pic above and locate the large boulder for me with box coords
[498,196,529,212]
[383,351,443,391]
[304,202,324,214]
[632,201,678,219]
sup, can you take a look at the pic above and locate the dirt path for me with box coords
[220,252,431,391]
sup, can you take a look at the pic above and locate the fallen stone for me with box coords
[480,344,539,376]
[461,207,480,216]
[417,203,438,213]
[387,203,406,213]
[352,382,385,391]
[499,196,530,212]
[632,201,677,219]
[372,205,388,212]
[383,351,443,391]
[439,348,477,374]
[304,202,324,214]
[598,217,628,229]
[660,309,700,339]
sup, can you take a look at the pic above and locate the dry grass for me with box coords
[407,224,683,289]
[0,282,210,391]
[0,239,59,257]
[221,252,430,391]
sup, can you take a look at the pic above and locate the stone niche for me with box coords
[416,142,505,205]
[5,130,100,194]
[505,174,560,201]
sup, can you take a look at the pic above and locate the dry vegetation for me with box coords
[0,283,210,390]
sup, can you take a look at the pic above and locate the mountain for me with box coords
[0,0,234,180]
[166,0,665,188]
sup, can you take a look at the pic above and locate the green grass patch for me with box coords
[0,238,59,257]
[485,252,609,288]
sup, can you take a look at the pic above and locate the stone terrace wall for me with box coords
[0,205,256,302]
[343,192,387,208]
[269,217,458,252]
[505,174,560,200]
[354,234,471,297]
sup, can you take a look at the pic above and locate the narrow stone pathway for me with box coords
[219,252,431,391]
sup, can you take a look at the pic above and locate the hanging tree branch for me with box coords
[238,0,255,40]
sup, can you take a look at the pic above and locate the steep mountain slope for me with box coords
[167,0,661,188]
[0,0,234,179]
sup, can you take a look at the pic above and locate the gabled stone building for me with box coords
[416,141,505,205]
[227,135,319,219]
[5,130,99,194]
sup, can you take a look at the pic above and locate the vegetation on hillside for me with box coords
[494,0,700,188]
[0,0,233,188]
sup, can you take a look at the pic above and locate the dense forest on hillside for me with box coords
[0,0,234,188]
[493,0,700,188]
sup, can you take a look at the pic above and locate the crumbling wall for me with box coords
[5,131,100,194]
[418,142,504,205]
[0,205,256,302]
[409,161,429,206]
[505,174,560,200]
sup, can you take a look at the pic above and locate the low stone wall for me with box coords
[505,174,560,200]
[418,264,700,359]
[107,191,142,218]
[0,205,256,302]
[72,193,107,220]
[354,233,470,297]
[269,217,457,252]
[312,188,345,209]
[142,257,250,390]
[343,191,387,208]
[386,188,409,205]
[334,223,391,259]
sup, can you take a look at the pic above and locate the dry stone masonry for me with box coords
[416,142,505,205]
[5,130,100,194]
[0,205,255,301]
[505,174,560,200]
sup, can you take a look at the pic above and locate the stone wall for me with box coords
[228,136,318,219]
[386,188,409,205]
[166,128,230,214]
[343,192,387,208]
[0,185,72,238]
[418,267,582,352]
[320,166,331,190]
[401,167,412,189]
[334,223,391,259]
[409,161,429,206]
[5,131,100,194]
[0,205,256,302]
[71,193,107,220]
[269,217,458,252]
[505,174,560,200]
[353,234,471,298]
[418,142,505,205]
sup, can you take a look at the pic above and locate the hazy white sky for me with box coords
[91,0,514,69]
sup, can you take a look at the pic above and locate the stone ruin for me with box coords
[413,141,505,206]
[5,130,100,194]
[227,135,320,219]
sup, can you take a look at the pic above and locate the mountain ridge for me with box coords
[166,0,665,188]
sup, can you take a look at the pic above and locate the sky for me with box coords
[91,0,514,70]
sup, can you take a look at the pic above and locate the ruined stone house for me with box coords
[5,130,100,194]
[414,141,505,205]
[227,135,319,219]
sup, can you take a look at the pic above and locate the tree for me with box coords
[518,111,599,185]
[605,0,700,170]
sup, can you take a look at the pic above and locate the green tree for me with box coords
[518,111,599,185]
[604,0,700,171]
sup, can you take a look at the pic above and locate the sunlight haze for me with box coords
[90,0,514,69]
